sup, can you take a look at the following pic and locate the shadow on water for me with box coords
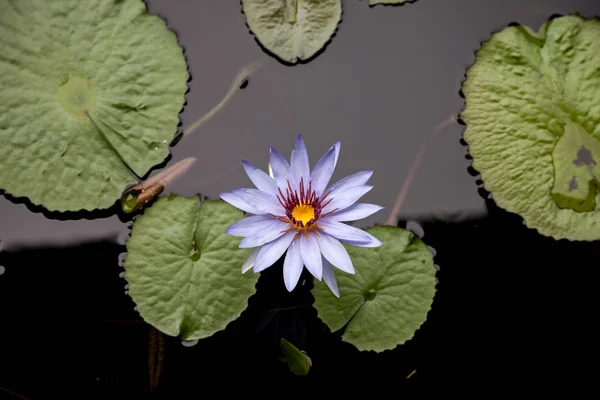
[0,198,598,397]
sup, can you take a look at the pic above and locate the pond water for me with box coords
[1,0,599,397]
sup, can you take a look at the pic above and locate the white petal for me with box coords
[239,220,289,248]
[300,233,323,280]
[242,161,278,196]
[241,248,260,273]
[322,185,373,213]
[231,188,284,215]
[269,146,292,188]
[253,231,296,273]
[327,203,384,222]
[322,257,339,297]
[341,230,383,248]
[310,145,337,196]
[317,233,355,274]
[226,214,277,236]
[318,219,372,244]
[220,192,260,214]
[283,240,303,292]
[290,134,310,184]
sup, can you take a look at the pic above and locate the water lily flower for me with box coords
[220,135,383,297]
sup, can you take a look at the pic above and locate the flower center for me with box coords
[275,178,336,231]
[292,204,315,225]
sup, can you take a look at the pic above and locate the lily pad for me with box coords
[0,0,188,212]
[462,15,600,240]
[241,0,342,64]
[124,196,258,340]
[312,226,436,352]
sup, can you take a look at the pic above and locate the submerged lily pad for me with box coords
[462,15,600,240]
[241,0,342,64]
[312,226,436,352]
[124,196,258,340]
[0,0,188,211]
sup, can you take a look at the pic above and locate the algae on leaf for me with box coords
[312,226,436,352]
[0,0,188,212]
[242,0,342,64]
[462,15,600,240]
[124,197,258,340]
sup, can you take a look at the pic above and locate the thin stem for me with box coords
[182,59,264,138]
[385,115,457,226]
[0,386,32,400]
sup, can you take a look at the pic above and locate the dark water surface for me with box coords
[1,0,599,397]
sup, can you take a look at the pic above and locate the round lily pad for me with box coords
[313,226,436,352]
[124,196,258,340]
[0,0,188,212]
[241,0,342,64]
[462,15,600,240]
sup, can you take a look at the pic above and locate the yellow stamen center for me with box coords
[291,204,315,226]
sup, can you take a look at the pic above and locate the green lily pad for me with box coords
[241,0,342,64]
[312,226,436,352]
[462,15,600,240]
[124,196,258,340]
[0,0,188,212]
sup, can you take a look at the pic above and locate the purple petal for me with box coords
[232,188,284,215]
[341,230,383,248]
[253,231,296,273]
[322,257,340,297]
[310,145,337,196]
[332,141,341,169]
[241,248,260,273]
[226,214,277,236]
[326,170,373,194]
[316,233,355,274]
[283,240,303,292]
[269,146,292,188]
[220,192,260,214]
[290,134,310,185]
[239,220,289,248]
[318,219,372,244]
[322,185,373,214]
[327,203,384,222]
[242,161,278,196]
[300,233,323,280]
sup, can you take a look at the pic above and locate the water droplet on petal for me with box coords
[133,306,138,312]
[434,264,441,271]
[119,271,126,278]
[182,339,198,347]
[124,290,129,295]
[0,266,5,276]
[406,221,424,238]
[435,278,439,284]
[427,246,437,257]
[118,253,127,267]
[124,284,129,290]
